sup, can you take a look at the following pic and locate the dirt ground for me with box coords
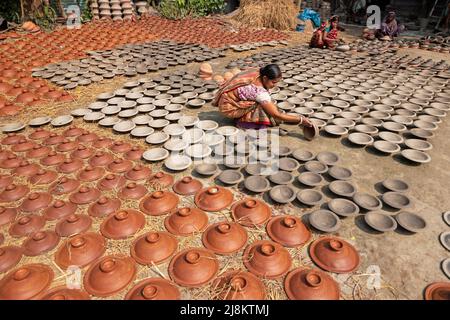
[1,26,449,300]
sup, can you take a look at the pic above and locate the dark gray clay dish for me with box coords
[444,211,450,227]
[278,158,300,172]
[292,149,315,162]
[245,163,276,176]
[309,210,341,233]
[439,231,450,251]
[269,185,297,204]
[373,140,401,154]
[382,192,412,209]
[442,258,450,279]
[218,170,244,185]
[304,161,328,174]
[328,180,357,198]
[401,149,431,164]
[194,163,219,176]
[316,151,340,166]
[327,198,360,217]
[395,211,426,233]
[269,171,295,185]
[348,133,374,146]
[328,166,352,181]
[297,172,324,187]
[244,176,270,193]
[382,179,409,193]
[364,211,398,232]
[296,189,324,206]
[353,193,383,211]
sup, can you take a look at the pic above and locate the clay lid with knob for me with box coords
[70,145,95,159]
[173,176,203,196]
[40,286,91,300]
[69,186,101,205]
[309,236,360,274]
[83,255,136,297]
[9,214,45,238]
[243,240,292,280]
[125,165,152,181]
[39,151,66,166]
[194,186,234,212]
[50,177,80,195]
[125,278,180,300]
[0,263,54,300]
[148,171,174,188]
[100,209,145,240]
[56,139,79,153]
[57,158,84,174]
[97,173,127,191]
[0,154,23,169]
[19,192,53,212]
[110,141,132,153]
[55,214,92,237]
[13,161,40,177]
[43,200,77,221]
[76,131,98,144]
[140,191,179,216]
[22,230,60,256]
[424,282,450,300]
[202,221,247,255]
[28,128,51,140]
[118,183,147,200]
[1,133,25,145]
[0,184,29,202]
[266,215,311,247]
[107,158,133,173]
[212,269,266,300]
[0,149,14,161]
[88,196,121,218]
[11,139,36,152]
[29,169,58,185]
[26,145,51,159]
[0,245,24,273]
[89,151,114,167]
[77,165,105,182]
[92,137,114,149]
[55,232,106,269]
[168,248,219,288]
[63,126,84,138]
[0,174,13,189]
[131,231,178,265]
[284,267,340,300]
[164,207,208,236]
[0,206,17,226]
[124,146,144,161]
[231,198,272,227]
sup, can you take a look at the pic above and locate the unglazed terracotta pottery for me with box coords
[309,237,360,273]
[131,231,178,265]
[172,176,203,196]
[100,210,145,239]
[55,214,92,237]
[9,215,45,238]
[0,245,23,273]
[43,200,77,221]
[231,198,272,227]
[140,191,179,216]
[165,207,208,236]
[194,186,234,212]
[202,222,248,255]
[212,269,265,300]
[284,267,340,300]
[125,278,180,300]
[40,286,91,300]
[266,215,311,247]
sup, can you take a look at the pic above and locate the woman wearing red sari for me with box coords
[310,16,340,49]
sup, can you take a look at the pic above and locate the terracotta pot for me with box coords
[40,286,90,300]
[0,246,23,273]
[77,166,105,182]
[173,176,203,196]
[266,215,311,247]
[0,175,13,189]
[1,133,25,145]
[40,151,66,166]
[284,267,340,300]
[70,145,95,159]
[55,232,106,269]
[69,186,101,205]
[76,131,98,144]
[212,269,265,300]
[243,240,292,279]
[55,214,92,237]
[309,237,360,274]
[164,207,208,236]
[124,146,143,160]
[97,173,127,191]
[118,183,147,200]
[110,141,132,153]
[13,161,40,177]
[0,150,14,161]
[57,158,84,174]
[0,264,54,300]
[49,177,80,195]
[202,222,247,255]
[26,145,52,159]
[11,139,36,152]
[125,278,180,300]
[56,139,79,153]
[168,248,219,288]
[88,196,121,218]
[195,186,234,212]
[20,192,52,212]
[0,184,30,202]
[0,206,17,226]
[131,231,178,265]
[83,255,136,297]
[43,133,65,146]
[29,169,58,186]
[22,230,60,256]
[89,151,115,167]
[1,154,23,169]
[424,282,450,300]
[125,165,152,181]
[100,209,145,239]
[107,158,133,173]
[92,137,114,149]
[231,198,272,227]
[43,200,77,221]
[140,191,179,216]
[148,172,174,189]
[63,126,84,137]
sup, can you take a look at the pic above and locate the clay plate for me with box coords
[309,210,341,233]
[395,211,426,233]
[382,179,409,193]
[382,192,411,209]
[327,198,360,217]
[364,211,398,232]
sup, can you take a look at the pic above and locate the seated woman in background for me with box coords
[213,64,312,130]
[310,16,340,49]
[376,11,405,40]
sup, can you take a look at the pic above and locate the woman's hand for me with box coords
[300,116,313,127]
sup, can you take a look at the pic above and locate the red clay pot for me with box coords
[231,198,272,227]
[13,161,40,177]
[77,165,105,182]
[202,221,247,255]
[63,126,84,138]
[29,169,58,185]
[0,175,13,189]
[131,231,178,265]
[43,133,65,146]
[92,137,114,149]
[56,139,79,153]
[284,267,340,300]
[110,141,132,153]
[28,128,51,140]
[9,214,45,238]
[0,206,17,226]
[118,183,147,200]
[1,154,23,169]
[88,196,121,218]
[100,209,145,240]
[49,177,80,195]
[140,191,179,216]
[212,269,265,300]
[43,200,77,221]
[76,131,98,144]
[57,158,84,174]
[26,145,52,159]
[55,214,92,237]
[22,230,60,256]
[424,282,450,300]
[40,151,66,166]
[40,286,91,300]
[0,149,14,161]
[0,184,30,202]
[89,151,115,167]
[125,165,152,181]
[69,186,101,205]
[195,186,234,212]
[266,215,311,248]
[124,146,143,161]
[97,173,127,191]
[164,207,208,236]
[125,278,180,300]
[11,139,36,152]
[0,245,24,273]
[1,133,25,145]
[20,192,52,212]
[70,145,95,159]
[107,158,133,173]
[173,176,203,196]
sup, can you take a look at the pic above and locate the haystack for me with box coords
[233,0,298,31]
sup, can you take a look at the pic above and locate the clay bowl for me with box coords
[328,166,352,181]
[164,155,192,171]
[401,149,431,164]
[440,231,450,251]
[309,210,341,233]
[378,131,404,144]
[327,198,359,217]
[348,133,374,146]
[297,172,323,187]
[443,211,450,227]
[328,181,357,198]
[316,152,339,166]
[353,193,382,211]
[292,149,315,162]
[395,211,426,233]
[269,185,296,204]
[382,121,407,133]
[218,170,244,185]
[373,140,400,154]
[404,139,433,152]
[296,189,324,206]
[304,161,328,174]
[142,148,169,162]
[277,157,300,172]
[381,179,409,193]
[124,278,180,300]
[381,192,411,210]
[364,211,397,232]
[194,163,219,176]
[244,176,270,193]
[269,171,294,185]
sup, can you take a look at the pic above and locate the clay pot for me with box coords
[148,172,174,188]
[424,282,450,300]
[1,154,23,169]
[12,139,36,152]
[40,286,90,300]
[168,248,219,287]
[69,186,101,205]
[125,165,152,181]
[26,145,51,159]
[55,232,106,269]
[83,255,136,297]
[78,165,105,182]
[22,230,60,256]
[118,183,147,200]
[110,141,133,154]
[0,150,14,161]
[55,214,92,237]
[43,133,65,146]
[88,196,121,218]
[125,278,180,300]
[231,198,272,227]
[164,207,208,236]
[13,161,40,177]
[131,231,178,265]
[71,145,95,159]
[124,146,144,161]
[29,169,58,187]
[40,151,66,166]
[202,222,247,255]
[0,206,17,226]
[57,158,84,174]
[2,133,25,145]
[309,237,360,273]
[92,137,114,149]
[173,176,203,196]
[195,186,234,212]
[0,246,23,273]
[20,192,52,212]
[56,139,79,152]
[9,214,45,238]
[140,191,179,216]
[43,200,77,221]
[50,177,80,195]
[243,240,292,279]
[212,270,265,300]
[97,173,127,191]
[0,175,13,189]
[63,126,84,138]
[284,267,340,300]
[76,131,98,144]
[107,158,133,173]
[0,264,54,300]
[28,128,51,140]
[266,215,311,247]
[100,209,145,240]
[89,151,115,166]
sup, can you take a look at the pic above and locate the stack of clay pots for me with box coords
[121,0,134,20]
[98,0,111,19]
[135,1,149,16]
[111,0,123,21]
[90,1,100,19]
[199,63,213,81]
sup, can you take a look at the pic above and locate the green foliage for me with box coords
[34,3,57,30]
[0,1,21,23]
[81,0,93,22]
[158,0,225,20]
